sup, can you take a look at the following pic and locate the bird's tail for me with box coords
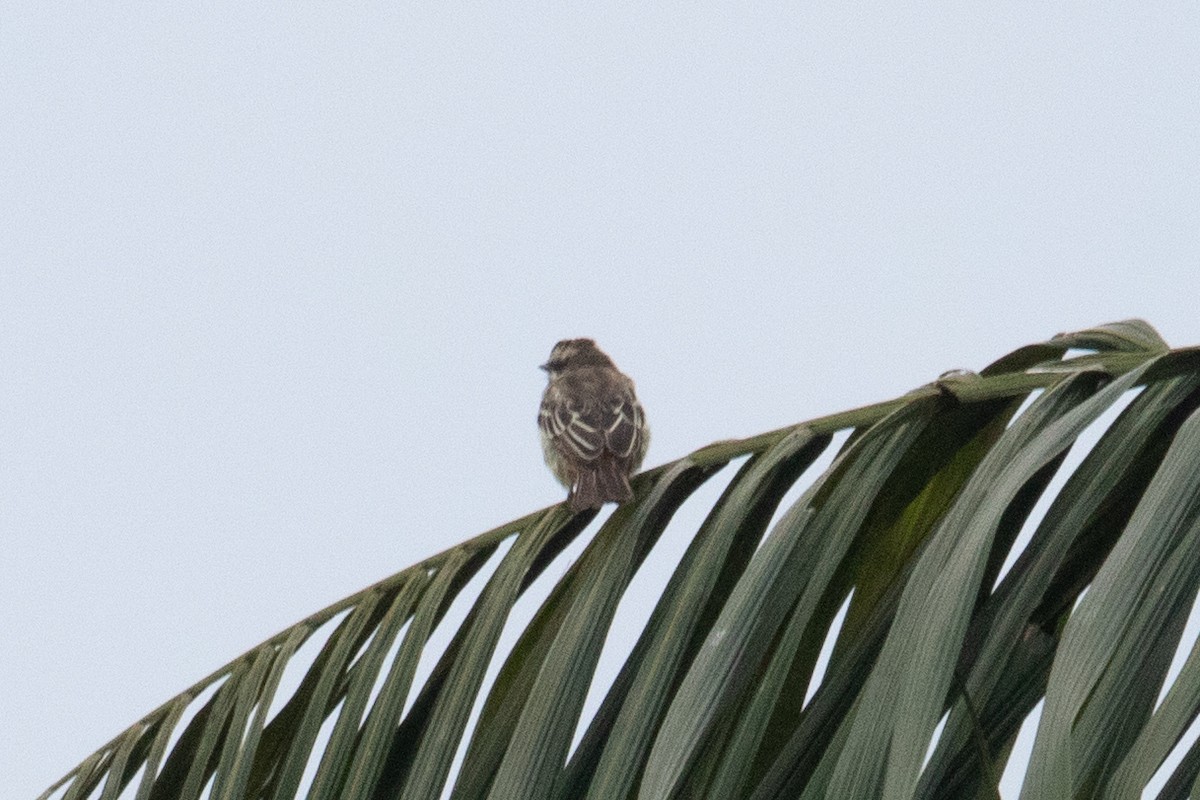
[571,460,633,511]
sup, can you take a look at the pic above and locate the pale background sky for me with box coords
[3,3,1198,798]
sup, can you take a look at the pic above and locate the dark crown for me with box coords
[543,338,615,371]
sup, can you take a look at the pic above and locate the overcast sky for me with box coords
[3,3,1198,798]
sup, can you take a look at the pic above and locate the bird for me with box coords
[538,338,650,511]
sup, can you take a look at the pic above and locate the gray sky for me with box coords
[3,3,1198,797]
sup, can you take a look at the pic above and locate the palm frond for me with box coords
[41,320,1200,800]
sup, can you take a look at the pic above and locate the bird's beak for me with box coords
[539,363,549,372]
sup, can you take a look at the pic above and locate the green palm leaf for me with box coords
[40,320,1200,800]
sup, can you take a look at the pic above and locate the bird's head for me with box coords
[540,338,615,376]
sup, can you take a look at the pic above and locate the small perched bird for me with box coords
[538,339,650,511]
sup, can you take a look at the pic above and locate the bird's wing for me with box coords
[540,373,645,464]
[539,387,606,462]
[601,387,645,460]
